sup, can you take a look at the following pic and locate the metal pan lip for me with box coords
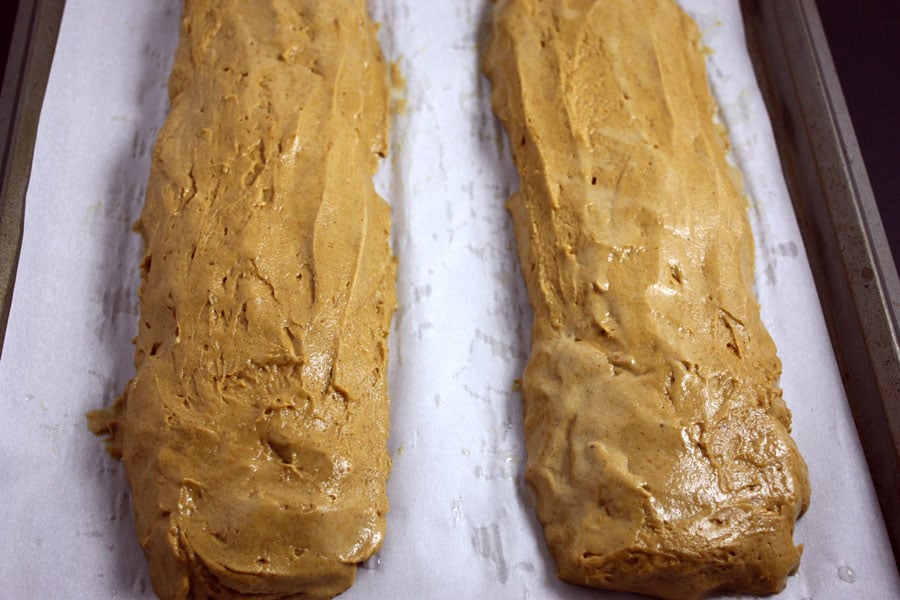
[742,0,900,558]
[0,0,66,361]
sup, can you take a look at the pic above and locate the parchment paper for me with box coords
[0,1,897,598]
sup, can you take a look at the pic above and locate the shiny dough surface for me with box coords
[483,1,810,598]
[89,1,395,598]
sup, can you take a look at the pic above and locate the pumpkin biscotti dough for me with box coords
[88,1,396,598]
[483,1,810,599]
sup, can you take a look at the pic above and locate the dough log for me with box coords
[483,1,810,599]
[89,1,395,598]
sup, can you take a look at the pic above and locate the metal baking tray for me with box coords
[0,0,65,359]
[0,0,896,592]
[741,0,900,556]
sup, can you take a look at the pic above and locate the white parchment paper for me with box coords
[1,1,898,598]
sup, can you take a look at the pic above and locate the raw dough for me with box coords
[88,1,395,598]
[483,1,810,598]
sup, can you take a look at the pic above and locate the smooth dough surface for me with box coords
[483,1,810,598]
[89,1,395,598]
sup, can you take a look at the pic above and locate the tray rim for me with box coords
[742,0,900,557]
[0,0,66,361]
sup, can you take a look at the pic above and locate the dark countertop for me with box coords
[817,0,900,269]
[0,3,18,88]
[0,4,13,72]
[0,0,897,267]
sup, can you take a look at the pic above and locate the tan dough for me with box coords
[88,1,395,598]
[483,1,810,598]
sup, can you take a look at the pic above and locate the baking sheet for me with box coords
[0,0,898,598]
